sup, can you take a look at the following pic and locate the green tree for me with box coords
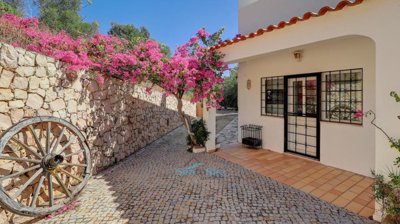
[222,67,238,109]
[0,0,23,15]
[108,22,171,57]
[108,23,150,47]
[35,0,98,38]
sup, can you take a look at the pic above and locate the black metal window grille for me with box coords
[261,76,284,117]
[321,69,363,124]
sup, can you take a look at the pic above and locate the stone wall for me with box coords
[0,42,196,171]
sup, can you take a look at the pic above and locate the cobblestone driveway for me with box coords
[39,127,374,224]
[216,115,238,146]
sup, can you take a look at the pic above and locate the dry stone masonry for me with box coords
[0,42,196,172]
[0,42,196,221]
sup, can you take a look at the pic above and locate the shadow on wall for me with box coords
[80,78,190,173]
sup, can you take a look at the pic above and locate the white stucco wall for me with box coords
[237,36,375,177]
[219,0,400,219]
[239,0,344,34]
[221,0,400,178]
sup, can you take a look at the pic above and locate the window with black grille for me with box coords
[321,69,363,124]
[261,76,284,117]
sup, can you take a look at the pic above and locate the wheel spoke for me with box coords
[30,174,45,207]
[51,127,66,154]
[46,122,51,154]
[56,136,76,155]
[12,168,43,198]
[64,150,84,159]
[0,165,41,182]
[10,137,42,159]
[60,162,87,168]
[53,173,71,198]
[28,125,46,156]
[0,155,41,163]
[59,168,83,182]
[48,173,54,206]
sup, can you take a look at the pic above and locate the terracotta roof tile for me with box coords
[211,0,364,50]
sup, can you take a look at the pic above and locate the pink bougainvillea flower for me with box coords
[0,14,226,112]
[354,109,363,118]
[96,75,105,85]
[196,28,210,38]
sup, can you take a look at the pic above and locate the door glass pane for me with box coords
[286,75,318,159]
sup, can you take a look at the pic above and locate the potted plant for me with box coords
[187,119,210,153]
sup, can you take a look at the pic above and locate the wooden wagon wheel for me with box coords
[0,116,91,216]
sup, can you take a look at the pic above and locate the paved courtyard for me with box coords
[36,127,374,224]
[216,115,238,146]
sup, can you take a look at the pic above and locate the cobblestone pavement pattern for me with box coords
[38,127,375,224]
[216,116,238,146]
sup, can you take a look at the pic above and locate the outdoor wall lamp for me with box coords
[247,79,251,90]
[293,50,303,62]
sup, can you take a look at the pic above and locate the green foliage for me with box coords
[389,92,400,167]
[373,170,400,223]
[159,42,171,58]
[186,119,210,147]
[0,0,22,16]
[372,91,400,222]
[221,67,238,109]
[108,22,170,57]
[108,23,150,47]
[35,0,98,38]
[390,91,400,103]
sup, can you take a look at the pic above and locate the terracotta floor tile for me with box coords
[353,196,370,206]
[325,178,342,186]
[320,193,338,202]
[367,200,375,209]
[311,189,328,197]
[341,191,358,200]
[356,179,373,188]
[283,178,298,186]
[349,185,366,194]
[335,183,352,192]
[359,206,374,218]
[332,197,351,207]
[346,201,364,213]
[301,185,316,193]
[336,175,349,181]
[310,181,323,188]
[350,175,364,182]
[329,189,342,196]
[291,181,308,189]
[215,144,375,219]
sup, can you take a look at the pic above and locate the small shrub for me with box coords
[187,119,210,147]
[373,170,400,223]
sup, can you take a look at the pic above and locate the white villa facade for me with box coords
[205,0,400,218]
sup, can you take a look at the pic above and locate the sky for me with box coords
[79,0,238,52]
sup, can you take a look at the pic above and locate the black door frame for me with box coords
[284,73,321,160]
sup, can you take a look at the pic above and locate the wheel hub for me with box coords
[42,154,64,171]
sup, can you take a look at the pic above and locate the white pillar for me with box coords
[203,101,216,151]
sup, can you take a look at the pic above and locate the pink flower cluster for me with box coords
[156,29,228,107]
[0,14,227,107]
[354,109,363,118]
[46,200,80,219]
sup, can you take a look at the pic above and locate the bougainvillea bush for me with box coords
[0,13,228,146]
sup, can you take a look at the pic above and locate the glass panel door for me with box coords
[285,74,320,160]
